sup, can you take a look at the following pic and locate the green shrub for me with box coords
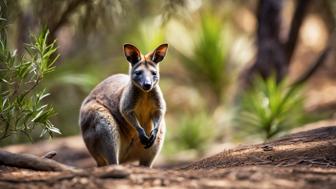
[236,77,305,139]
[171,10,233,105]
[171,112,214,152]
[0,30,60,142]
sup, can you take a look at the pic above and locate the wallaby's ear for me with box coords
[151,44,168,63]
[124,44,141,65]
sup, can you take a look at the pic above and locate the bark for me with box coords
[48,0,88,43]
[285,0,311,64]
[0,0,8,45]
[243,0,286,86]
[291,45,331,87]
[16,10,35,56]
[241,0,313,88]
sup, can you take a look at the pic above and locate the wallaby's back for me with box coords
[79,74,134,137]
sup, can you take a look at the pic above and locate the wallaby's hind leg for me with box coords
[81,107,120,166]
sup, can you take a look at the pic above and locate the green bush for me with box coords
[172,10,233,105]
[167,112,214,153]
[236,77,305,139]
[0,30,60,142]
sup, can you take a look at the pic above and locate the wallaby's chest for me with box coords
[119,86,163,135]
[134,95,156,123]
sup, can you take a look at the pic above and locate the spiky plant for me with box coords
[237,77,305,139]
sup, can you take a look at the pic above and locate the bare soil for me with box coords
[1,125,336,189]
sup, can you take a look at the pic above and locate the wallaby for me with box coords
[79,44,168,167]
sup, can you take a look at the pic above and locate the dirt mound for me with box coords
[184,126,336,170]
[1,126,336,189]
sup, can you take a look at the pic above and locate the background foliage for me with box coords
[237,77,305,139]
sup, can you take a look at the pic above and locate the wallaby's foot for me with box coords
[139,159,154,168]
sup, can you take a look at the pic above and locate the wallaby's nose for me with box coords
[143,81,152,90]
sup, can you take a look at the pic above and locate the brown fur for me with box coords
[79,44,168,167]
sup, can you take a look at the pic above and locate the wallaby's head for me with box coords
[123,43,168,92]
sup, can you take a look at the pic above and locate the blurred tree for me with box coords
[8,0,128,55]
[235,0,335,140]
[241,0,331,87]
[0,0,7,44]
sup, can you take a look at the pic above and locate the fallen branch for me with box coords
[0,150,75,172]
[41,151,57,159]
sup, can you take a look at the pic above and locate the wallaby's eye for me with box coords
[151,71,157,76]
[134,70,143,76]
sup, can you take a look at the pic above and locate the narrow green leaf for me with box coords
[49,126,61,135]
[31,110,43,122]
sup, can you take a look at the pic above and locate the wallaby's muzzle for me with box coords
[142,81,152,91]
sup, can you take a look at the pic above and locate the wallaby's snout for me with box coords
[124,43,168,92]
[143,79,152,91]
[131,65,158,92]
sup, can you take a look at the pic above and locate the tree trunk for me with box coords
[242,0,285,87]
[241,0,312,88]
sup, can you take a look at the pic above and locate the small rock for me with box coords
[152,179,161,186]
[79,177,89,184]
[72,177,79,183]
[175,177,184,182]
[161,179,170,186]
[262,145,273,151]
[235,172,250,180]
[99,167,130,179]
[130,175,143,184]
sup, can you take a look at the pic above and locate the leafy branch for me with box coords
[0,29,60,141]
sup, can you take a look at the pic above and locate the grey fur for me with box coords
[79,44,168,167]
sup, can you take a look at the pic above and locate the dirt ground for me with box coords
[1,125,336,189]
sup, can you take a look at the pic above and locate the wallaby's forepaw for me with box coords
[144,128,158,149]
[139,131,150,146]
[138,128,158,149]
